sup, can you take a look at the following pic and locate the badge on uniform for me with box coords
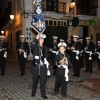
[31,0,46,34]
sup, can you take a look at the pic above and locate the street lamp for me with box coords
[70,0,75,8]
[1,30,4,34]
[10,14,14,53]
[10,14,14,20]
[69,0,76,14]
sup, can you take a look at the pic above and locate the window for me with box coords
[76,0,98,16]
[46,0,58,12]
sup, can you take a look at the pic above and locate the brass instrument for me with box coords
[60,57,68,68]
[19,46,22,54]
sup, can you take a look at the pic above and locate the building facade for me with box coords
[0,0,100,60]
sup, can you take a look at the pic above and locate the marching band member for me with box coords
[16,35,29,76]
[71,35,82,77]
[67,38,72,48]
[79,38,84,68]
[54,42,71,98]
[60,39,64,43]
[95,41,100,70]
[84,37,95,73]
[31,34,49,99]
[0,35,8,76]
[66,38,72,58]
[49,36,58,75]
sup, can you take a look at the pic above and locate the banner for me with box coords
[31,1,46,34]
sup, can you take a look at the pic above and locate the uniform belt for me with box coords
[34,56,50,76]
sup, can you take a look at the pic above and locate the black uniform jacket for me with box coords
[96,46,100,58]
[54,53,71,75]
[16,42,29,57]
[97,47,100,53]
[85,42,95,57]
[66,43,72,55]
[49,42,58,50]
[72,41,82,57]
[0,42,8,58]
[49,43,58,65]
[31,38,48,77]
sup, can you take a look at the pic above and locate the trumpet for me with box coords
[19,47,22,55]
[60,57,68,68]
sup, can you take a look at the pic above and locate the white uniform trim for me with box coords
[34,56,50,76]
[95,52,100,59]
[85,51,92,60]
[73,50,80,54]
[58,65,69,81]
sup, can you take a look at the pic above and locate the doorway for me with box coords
[79,26,88,45]
[8,34,12,53]
[44,26,68,46]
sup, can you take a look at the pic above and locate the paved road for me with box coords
[0,59,100,100]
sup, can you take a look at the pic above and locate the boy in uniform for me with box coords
[54,42,71,98]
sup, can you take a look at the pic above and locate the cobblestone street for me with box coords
[0,57,100,100]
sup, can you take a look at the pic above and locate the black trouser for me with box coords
[53,65,57,74]
[85,56,92,73]
[97,58,100,69]
[0,57,6,74]
[32,65,47,97]
[52,57,57,74]
[72,56,80,76]
[54,75,67,97]
[80,55,84,68]
[18,56,26,74]
[32,74,47,97]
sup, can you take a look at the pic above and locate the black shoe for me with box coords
[31,94,35,97]
[21,73,25,76]
[1,73,4,76]
[62,95,67,98]
[72,74,76,76]
[48,76,50,78]
[53,73,56,75]
[54,91,58,95]
[21,72,25,76]
[41,96,48,99]
[84,70,89,72]
[98,68,100,70]
[77,75,80,77]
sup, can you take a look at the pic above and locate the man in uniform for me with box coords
[49,36,58,75]
[66,38,72,58]
[16,35,29,76]
[95,41,100,70]
[31,33,49,99]
[71,35,82,77]
[0,35,8,76]
[79,38,84,68]
[84,37,95,73]
[54,41,71,98]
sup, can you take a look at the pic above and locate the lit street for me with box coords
[0,55,100,100]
